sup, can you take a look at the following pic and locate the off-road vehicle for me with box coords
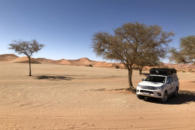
[136,68,179,103]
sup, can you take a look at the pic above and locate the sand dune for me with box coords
[0,54,124,68]
[163,63,195,72]
[11,57,41,64]
[140,63,195,73]
[1,54,194,71]
[0,54,18,61]
[93,61,113,68]
[56,59,72,65]
[36,58,57,64]
[68,57,94,66]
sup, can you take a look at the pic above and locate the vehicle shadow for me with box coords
[167,90,195,104]
[145,90,195,104]
[35,75,73,81]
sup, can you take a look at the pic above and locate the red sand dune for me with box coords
[93,61,113,68]
[113,63,126,69]
[1,54,194,71]
[142,63,195,72]
[162,63,195,72]
[69,57,94,66]
[11,57,41,64]
[36,58,58,64]
[0,54,18,61]
[56,59,72,65]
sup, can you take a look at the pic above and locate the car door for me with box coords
[174,76,179,89]
[169,77,175,93]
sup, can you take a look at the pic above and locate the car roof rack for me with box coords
[149,68,177,76]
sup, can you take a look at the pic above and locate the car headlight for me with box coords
[156,85,164,90]
[136,85,142,89]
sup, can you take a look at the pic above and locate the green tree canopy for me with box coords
[170,36,195,64]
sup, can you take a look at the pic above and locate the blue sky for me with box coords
[0,0,195,62]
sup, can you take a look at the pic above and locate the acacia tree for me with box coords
[9,40,44,76]
[92,22,173,90]
[136,54,160,75]
[170,36,195,64]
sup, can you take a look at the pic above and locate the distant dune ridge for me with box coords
[0,54,194,71]
[69,57,93,66]
[0,54,18,61]
[36,58,57,64]
[0,54,125,68]
[162,63,195,72]
[11,57,41,64]
[56,59,72,65]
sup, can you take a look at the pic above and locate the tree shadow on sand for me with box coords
[145,90,195,105]
[35,75,73,81]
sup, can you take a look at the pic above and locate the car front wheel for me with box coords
[174,87,179,97]
[162,92,168,103]
[137,95,144,99]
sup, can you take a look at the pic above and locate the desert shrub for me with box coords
[88,64,93,67]
[189,69,192,72]
[115,65,120,69]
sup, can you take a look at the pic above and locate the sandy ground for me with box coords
[0,62,195,130]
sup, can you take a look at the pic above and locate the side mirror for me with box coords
[166,80,170,84]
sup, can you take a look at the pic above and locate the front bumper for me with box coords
[136,88,163,99]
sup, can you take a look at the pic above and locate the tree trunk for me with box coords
[127,67,134,90]
[28,56,32,76]
[139,67,143,75]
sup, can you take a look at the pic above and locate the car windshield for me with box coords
[145,75,165,83]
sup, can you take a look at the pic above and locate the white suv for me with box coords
[136,68,179,102]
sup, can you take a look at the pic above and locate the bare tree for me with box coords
[9,40,44,76]
[92,22,173,90]
[170,36,195,64]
